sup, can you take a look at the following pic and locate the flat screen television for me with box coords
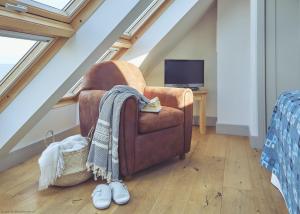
[164,59,204,90]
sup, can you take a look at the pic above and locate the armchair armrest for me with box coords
[119,96,139,176]
[79,89,138,177]
[144,86,193,109]
[144,86,193,153]
[79,90,106,136]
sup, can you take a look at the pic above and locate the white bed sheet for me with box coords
[271,173,284,198]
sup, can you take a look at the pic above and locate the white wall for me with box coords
[217,0,251,127]
[12,104,78,152]
[250,0,258,137]
[266,0,300,125]
[145,2,217,118]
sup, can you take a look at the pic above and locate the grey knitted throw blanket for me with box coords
[86,85,149,182]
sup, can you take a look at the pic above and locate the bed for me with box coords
[261,90,300,214]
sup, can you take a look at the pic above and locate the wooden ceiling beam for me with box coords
[0,7,74,38]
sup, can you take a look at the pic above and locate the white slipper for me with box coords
[109,182,130,205]
[91,184,112,209]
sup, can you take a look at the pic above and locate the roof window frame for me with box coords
[0,30,53,96]
[0,0,89,23]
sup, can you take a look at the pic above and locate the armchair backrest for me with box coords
[81,60,146,93]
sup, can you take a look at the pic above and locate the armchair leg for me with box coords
[179,154,185,160]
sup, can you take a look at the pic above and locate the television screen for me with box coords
[164,59,204,88]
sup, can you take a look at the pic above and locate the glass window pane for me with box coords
[30,0,72,10]
[123,0,164,37]
[0,36,36,82]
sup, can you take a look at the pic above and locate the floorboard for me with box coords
[0,127,288,214]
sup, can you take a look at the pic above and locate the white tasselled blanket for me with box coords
[86,85,149,182]
[38,134,88,190]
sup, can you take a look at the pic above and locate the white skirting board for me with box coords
[193,116,217,126]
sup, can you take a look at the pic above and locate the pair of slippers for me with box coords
[91,182,130,209]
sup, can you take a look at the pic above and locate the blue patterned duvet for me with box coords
[261,90,300,214]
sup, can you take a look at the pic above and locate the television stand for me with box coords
[189,87,199,91]
[193,89,208,135]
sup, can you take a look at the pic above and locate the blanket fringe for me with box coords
[86,162,112,183]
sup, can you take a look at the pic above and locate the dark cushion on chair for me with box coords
[138,106,184,134]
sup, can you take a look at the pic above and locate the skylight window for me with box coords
[0,31,51,96]
[2,0,87,22]
[19,0,84,15]
[96,48,119,63]
[30,0,72,10]
[0,0,99,110]
[123,0,164,37]
[0,36,36,82]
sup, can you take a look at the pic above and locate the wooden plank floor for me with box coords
[0,127,288,214]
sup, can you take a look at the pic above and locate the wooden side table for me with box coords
[193,89,208,134]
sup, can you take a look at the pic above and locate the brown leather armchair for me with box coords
[79,60,193,178]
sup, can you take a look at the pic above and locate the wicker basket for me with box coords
[44,128,94,187]
[53,144,92,187]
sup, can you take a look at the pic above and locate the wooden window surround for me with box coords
[0,7,74,38]
[0,0,90,23]
[123,0,165,38]
[0,0,104,112]
[0,39,51,97]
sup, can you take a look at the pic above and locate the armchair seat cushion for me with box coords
[138,106,184,134]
